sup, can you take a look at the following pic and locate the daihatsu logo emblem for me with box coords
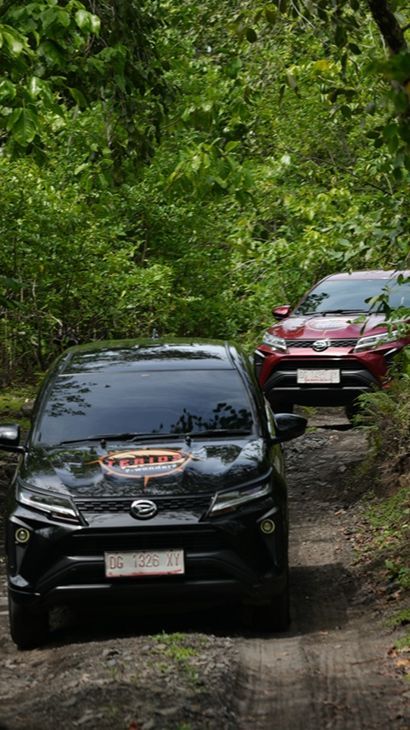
[130,499,158,520]
[312,339,330,351]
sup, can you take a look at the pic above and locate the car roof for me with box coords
[57,339,243,375]
[322,270,409,281]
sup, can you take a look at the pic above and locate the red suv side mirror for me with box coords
[272,305,291,320]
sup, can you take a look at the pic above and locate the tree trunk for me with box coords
[367,0,407,54]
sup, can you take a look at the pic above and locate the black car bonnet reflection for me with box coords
[20,437,269,499]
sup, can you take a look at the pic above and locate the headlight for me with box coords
[262,333,287,352]
[16,482,81,524]
[354,330,399,353]
[209,481,271,516]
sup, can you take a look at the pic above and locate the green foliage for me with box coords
[0,1,168,164]
[153,633,199,683]
[358,362,410,475]
[361,487,410,594]
[0,0,409,377]
[0,0,100,148]
[234,0,410,171]
[0,383,37,415]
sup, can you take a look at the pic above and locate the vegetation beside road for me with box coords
[354,364,410,657]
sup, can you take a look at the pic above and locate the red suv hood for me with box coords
[269,313,388,339]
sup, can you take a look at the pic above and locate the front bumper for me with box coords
[6,501,288,610]
[254,347,393,407]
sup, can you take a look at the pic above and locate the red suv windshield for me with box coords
[294,278,410,316]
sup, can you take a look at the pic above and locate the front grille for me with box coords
[74,495,211,514]
[277,359,362,371]
[285,339,357,348]
[63,528,227,555]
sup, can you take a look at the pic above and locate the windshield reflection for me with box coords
[35,369,254,446]
[295,278,410,315]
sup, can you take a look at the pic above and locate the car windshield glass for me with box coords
[34,370,255,446]
[293,277,410,315]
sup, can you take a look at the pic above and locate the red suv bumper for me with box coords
[254,344,399,408]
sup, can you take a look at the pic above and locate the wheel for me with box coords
[344,400,360,423]
[8,592,49,650]
[273,403,294,414]
[251,576,290,632]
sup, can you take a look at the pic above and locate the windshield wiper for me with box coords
[296,309,366,316]
[319,309,367,315]
[186,429,252,438]
[57,429,252,446]
[57,433,150,445]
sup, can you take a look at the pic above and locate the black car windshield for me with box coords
[294,277,410,316]
[34,369,255,446]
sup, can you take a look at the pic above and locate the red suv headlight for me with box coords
[354,330,399,353]
[262,333,287,352]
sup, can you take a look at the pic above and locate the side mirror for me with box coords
[272,305,291,320]
[0,424,25,453]
[272,414,307,443]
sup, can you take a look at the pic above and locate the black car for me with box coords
[1,339,306,648]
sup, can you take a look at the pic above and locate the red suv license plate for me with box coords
[104,549,185,578]
[297,369,340,384]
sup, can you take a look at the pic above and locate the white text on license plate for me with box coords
[297,369,340,384]
[104,549,184,578]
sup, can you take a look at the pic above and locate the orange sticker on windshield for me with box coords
[98,449,191,482]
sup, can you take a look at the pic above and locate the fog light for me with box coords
[15,528,30,544]
[260,519,275,535]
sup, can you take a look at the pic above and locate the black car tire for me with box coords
[8,592,49,650]
[345,400,360,423]
[252,574,290,632]
[272,403,294,414]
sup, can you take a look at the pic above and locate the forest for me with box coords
[0,0,409,378]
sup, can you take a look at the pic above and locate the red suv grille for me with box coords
[285,339,357,348]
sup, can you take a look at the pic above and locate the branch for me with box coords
[302,154,393,196]
[367,0,407,54]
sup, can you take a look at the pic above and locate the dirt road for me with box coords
[235,416,408,729]
[0,412,408,729]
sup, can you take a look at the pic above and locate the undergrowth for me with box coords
[355,362,410,637]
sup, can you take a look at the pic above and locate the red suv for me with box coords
[254,270,410,418]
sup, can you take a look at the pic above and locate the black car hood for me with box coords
[21,437,270,498]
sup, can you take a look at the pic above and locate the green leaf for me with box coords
[89,14,101,34]
[265,5,277,24]
[286,72,299,94]
[38,40,65,66]
[340,105,352,119]
[334,24,347,49]
[9,108,38,146]
[225,141,240,152]
[2,29,24,56]
[42,7,70,31]
[68,87,88,107]
[0,79,16,103]
[74,9,99,34]
[28,76,42,97]
[75,9,90,30]
[245,27,258,43]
